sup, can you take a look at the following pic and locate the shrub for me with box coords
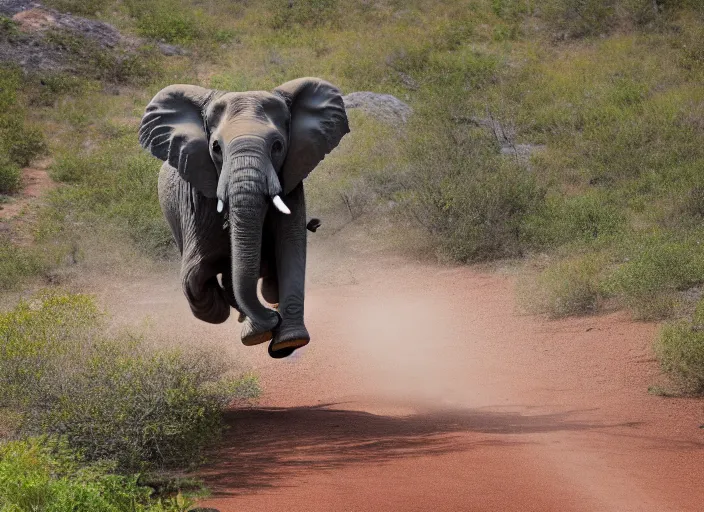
[0,237,46,290]
[523,192,625,249]
[0,437,194,511]
[124,0,204,44]
[267,0,340,29]
[402,142,544,262]
[0,292,259,471]
[655,298,704,394]
[520,254,605,317]
[28,73,92,107]
[541,0,617,37]
[604,234,704,319]
[0,155,21,194]
[0,66,47,174]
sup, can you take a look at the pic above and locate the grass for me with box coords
[0,437,198,511]
[1,0,701,311]
[656,297,704,394]
[520,253,606,317]
[0,292,259,472]
[0,0,703,411]
[0,66,46,194]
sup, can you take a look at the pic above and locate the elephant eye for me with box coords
[271,140,284,157]
[211,140,221,154]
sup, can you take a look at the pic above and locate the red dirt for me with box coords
[0,159,55,221]
[99,247,703,512]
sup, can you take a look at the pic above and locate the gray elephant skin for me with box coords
[139,77,349,358]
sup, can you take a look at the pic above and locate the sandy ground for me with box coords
[92,238,703,512]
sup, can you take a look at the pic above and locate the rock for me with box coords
[452,115,544,164]
[10,6,125,48]
[0,0,186,74]
[342,91,412,124]
[500,143,545,161]
[0,0,42,16]
[397,71,419,91]
[158,42,188,56]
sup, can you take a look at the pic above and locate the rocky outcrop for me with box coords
[0,0,187,73]
[343,92,412,125]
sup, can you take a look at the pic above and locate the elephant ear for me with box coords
[139,85,218,198]
[274,77,350,195]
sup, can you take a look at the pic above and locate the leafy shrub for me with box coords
[28,73,95,107]
[539,0,681,37]
[0,292,259,471]
[0,66,46,175]
[520,254,605,317]
[267,0,340,29]
[0,155,21,194]
[604,234,704,319]
[0,237,46,290]
[402,137,544,262]
[0,437,194,511]
[523,192,625,249]
[0,15,19,38]
[655,298,704,394]
[541,0,617,37]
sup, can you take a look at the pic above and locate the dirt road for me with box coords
[101,243,703,512]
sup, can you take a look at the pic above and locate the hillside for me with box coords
[2,0,704,385]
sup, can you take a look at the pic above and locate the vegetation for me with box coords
[656,297,704,394]
[0,292,259,471]
[0,6,703,497]
[0,66,45,194]
[0,437,197,511]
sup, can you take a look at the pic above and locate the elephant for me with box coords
[138,77,349,358]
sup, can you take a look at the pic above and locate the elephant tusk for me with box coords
[217,199,224,213]
[272,195,291,215]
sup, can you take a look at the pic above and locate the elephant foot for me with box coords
[268,325,310,357]
[240,315,279,346]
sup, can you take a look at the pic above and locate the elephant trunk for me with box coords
[224,155,280,335]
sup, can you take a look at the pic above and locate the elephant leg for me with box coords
[181,260,231,324]
[270,183,310,357]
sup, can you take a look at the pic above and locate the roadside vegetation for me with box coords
[0,292,258,505]
[2,3,704,504]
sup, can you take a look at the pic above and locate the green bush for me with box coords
[401,134,544,262]
[541,0,617,37]
[267,0,340,29]
[655,298,704,394]
[520,254,605,317]
[0,155,21,194]
[604,234,704,319]
[0,237,46,290]
[0,292,259,471]
[0,66,46,175]
[0,437,194,511]
[523,192,625,249]
[124,0,204,44]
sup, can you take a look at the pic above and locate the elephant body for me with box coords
[140,78,349,358]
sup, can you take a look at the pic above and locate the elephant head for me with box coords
[139,77,349,354]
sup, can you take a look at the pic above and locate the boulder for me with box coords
[343,91,412,124]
